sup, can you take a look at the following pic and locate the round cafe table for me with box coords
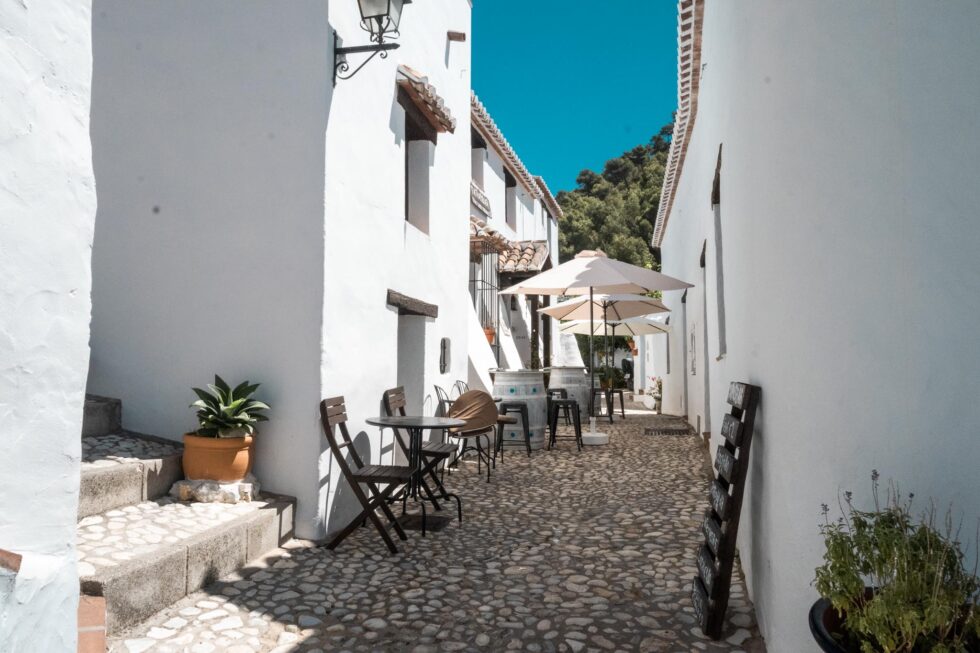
[366,415,465,535]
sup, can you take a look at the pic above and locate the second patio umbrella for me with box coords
[538,293,670,322]
[560,317,671,376]
[558,317,671,337]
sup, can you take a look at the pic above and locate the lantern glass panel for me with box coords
[388,0,404,30]
[357,0,389,20]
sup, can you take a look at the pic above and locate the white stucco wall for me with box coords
[321,0,473,536]
[0,2,96,650]
[88,1,330,538]
[658,2,980,649]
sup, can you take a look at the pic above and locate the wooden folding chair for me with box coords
[319,396,413,554]
[382,387,462,523]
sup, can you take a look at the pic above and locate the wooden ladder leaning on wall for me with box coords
[691,381,761,640]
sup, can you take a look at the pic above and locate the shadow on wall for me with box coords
[325,430,375,541]
[744,391,769,624]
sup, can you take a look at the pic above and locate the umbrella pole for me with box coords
[603,303,610,371]
[589,287,594,417]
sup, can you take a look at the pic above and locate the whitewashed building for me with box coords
[651,1,980,650]
[87,0,474,541]
[3,1,481,645]
[467,94,565,389]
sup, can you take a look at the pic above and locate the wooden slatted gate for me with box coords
[691,381,760,639]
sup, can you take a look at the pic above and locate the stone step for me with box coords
[82,394,122,437]
[80,431,184,519]
[78,494,295,636]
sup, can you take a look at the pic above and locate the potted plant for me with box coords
[645,376,663,412]
[811,471,980,652]
[483,324,496,345]
[183,375,270,483]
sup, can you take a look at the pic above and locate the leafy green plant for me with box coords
[815,471,980,652]
[190,375,270,438]
[598,366,625,389]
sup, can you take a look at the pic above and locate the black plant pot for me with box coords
[809,598,848,653]
[811,595,980,653]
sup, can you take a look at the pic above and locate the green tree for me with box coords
[557,121,673,269]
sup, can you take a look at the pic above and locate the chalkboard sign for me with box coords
[690,381,760,640]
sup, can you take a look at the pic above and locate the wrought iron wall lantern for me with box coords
[334,0,411,84]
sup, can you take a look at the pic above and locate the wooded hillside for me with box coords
[557,121,673,268]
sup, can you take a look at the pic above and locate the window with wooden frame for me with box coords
[398,87,436,233]
[504,170,517,231]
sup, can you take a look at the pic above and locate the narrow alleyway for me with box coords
[111,406,765,653]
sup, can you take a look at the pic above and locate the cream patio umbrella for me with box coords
[560,317,671,377]
[541,293,670,375]
[500,250,691,409]
[558,317,671,337]
[539,293,670,321]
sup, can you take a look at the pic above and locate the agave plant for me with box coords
[190,375,270,438]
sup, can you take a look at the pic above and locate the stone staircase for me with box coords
[78,395,295,636]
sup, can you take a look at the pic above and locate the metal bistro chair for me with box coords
[452,379,469,398]
[319,396,412,555]
[434,384,455,416]
[548,388,572,426]
[382,386,462,523]
[447,390,499,483]
[548,394,583,452]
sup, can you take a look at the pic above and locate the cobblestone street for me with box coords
[111,408,766,653]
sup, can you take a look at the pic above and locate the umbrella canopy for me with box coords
[539,293,669,322]
[500,250,692,296]
[559,317,671,337]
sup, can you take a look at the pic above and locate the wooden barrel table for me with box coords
[492,369,547,451]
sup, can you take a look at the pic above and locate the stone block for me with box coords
[169,475,260,504]
[82,546,187,635]
[246,508,279,561]
[78,463,143,519]
[246,498,294,560]
[82,395,122,437]
[186,522,247,593]
[144,453,184,501]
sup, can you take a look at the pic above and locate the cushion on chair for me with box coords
[448,390,499,434]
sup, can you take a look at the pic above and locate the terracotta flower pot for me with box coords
[483,326,496,344]
[182,433,254,482]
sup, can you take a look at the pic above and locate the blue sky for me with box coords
[472,1,678,193]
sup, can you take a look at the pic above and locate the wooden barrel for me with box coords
[548,366,590,422]
[492,369,547,451]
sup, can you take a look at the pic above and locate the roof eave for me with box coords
[652,0,705,247]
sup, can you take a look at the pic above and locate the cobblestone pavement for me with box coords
[111,408,766,653]
[83,431,182,467]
